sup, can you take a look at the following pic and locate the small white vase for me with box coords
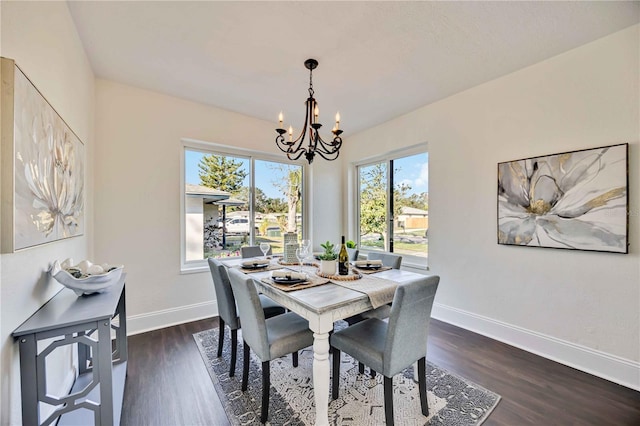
[320,259,337,275]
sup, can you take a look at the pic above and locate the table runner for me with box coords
[331,274,398,309]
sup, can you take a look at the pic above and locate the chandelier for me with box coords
[275,58,343,164]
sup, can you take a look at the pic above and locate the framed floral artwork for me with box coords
[497,143,628,253]
[1,58,85,253]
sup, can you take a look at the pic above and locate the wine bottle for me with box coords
[338,235,349,275]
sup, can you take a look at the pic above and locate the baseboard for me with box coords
[127,301,218,335]
[432,303,640,391]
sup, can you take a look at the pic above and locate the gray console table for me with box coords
[13,275,127,426]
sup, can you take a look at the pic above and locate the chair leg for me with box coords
[229,328,238,377]
[292,351,298,367]
[370,369,377,378]
[217,319,225,357]
[332,349,341,400]
[241,341,250,392]
[261,360,270,423]
[418,357,428,417]
[358,362,365,374]
[384,376,394,426]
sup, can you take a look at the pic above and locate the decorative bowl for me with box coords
[50,260,124,296]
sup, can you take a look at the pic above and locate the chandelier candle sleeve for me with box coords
[275,58,344,164]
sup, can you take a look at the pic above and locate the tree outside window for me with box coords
[358,152,428,267]
[184,147,304,262]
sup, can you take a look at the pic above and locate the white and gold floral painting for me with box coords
[498,144,628,253]
[2,59,84,251]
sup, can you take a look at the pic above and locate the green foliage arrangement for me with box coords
[345,240,357,249]
[318,240,337,261]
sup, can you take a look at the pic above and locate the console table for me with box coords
[13,275,127,426]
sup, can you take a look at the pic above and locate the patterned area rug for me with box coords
[194,323,500,426]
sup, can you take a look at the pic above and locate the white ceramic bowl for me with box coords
[50,260,124,296]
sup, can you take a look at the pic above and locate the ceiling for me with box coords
[68,1,639,135]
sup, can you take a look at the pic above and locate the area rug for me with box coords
[194,323,500,426]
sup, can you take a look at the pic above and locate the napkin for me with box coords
[271,270,307,280]
[354,259,383,267]
[242,259,268,267]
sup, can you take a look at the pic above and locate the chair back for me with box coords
[367,252,402,269]
[208,258,239,329]
[227,268,270,360]
[383,275,439,376]
[241,245,272,258]
[346,248,359,261]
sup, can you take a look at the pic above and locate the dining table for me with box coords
[221,256,429,426]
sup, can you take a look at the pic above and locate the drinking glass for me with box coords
[259,242,271,259]
[300,239,311,261]
[295,247,307,273]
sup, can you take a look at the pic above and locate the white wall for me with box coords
[0,2,95,424]
[343,25,640,389]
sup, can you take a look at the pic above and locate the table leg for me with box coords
[312,330,330,426]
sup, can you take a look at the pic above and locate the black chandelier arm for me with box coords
[312,132,342,154]
[286,146,307,161]
[313,140,341,161]
[274,132,292,154]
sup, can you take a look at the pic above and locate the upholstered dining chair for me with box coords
[345,251,402,326]
[207,258,285,377]
[366,251,403,269]
[331,275,440,426]
[346,247,359,261]
[227,268,314,424]
[241,245,272,258]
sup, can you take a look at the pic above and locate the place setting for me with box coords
[235,243,283,273]
[351,259,392,274]
[262,269,330,292]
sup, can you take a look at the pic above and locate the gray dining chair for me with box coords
[331,275,440,426]
[366,251,403,269]
[227,268,314,424]
[241,245,272,258]
[207,258,285,377]
[346,247,359,261]
[345,251,402,326]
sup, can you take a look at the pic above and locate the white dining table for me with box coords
[221,257,427,426]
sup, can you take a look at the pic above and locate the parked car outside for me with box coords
[224,218,259,235]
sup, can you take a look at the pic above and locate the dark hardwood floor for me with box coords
[120,318,640,425]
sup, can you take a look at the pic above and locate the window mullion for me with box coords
[388,159,394,253]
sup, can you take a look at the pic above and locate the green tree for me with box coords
[198,154,247,193]
[360,163,388,244]
[269,165,302,232]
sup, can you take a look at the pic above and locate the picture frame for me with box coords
[497,143,628,254]
[1,57,85,253]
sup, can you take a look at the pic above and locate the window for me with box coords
[182,141,304,269]
[357,150,428,267]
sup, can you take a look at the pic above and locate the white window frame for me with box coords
[180,138,307,273]
[352,143,429,270]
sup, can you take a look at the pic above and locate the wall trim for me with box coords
[127,301,218,336]
[432,303,640,391]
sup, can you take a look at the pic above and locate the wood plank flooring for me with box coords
[120,318,640,425]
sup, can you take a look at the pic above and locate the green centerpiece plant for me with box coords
[318,240,338,275]
[318,240,338,261]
